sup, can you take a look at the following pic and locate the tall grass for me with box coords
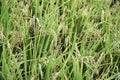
[0,0,120,80]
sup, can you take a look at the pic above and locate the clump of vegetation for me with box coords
[0,0,120,80]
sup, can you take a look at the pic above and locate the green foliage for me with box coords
[0,0,120,80]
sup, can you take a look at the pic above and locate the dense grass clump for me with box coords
[0,0,120,80]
